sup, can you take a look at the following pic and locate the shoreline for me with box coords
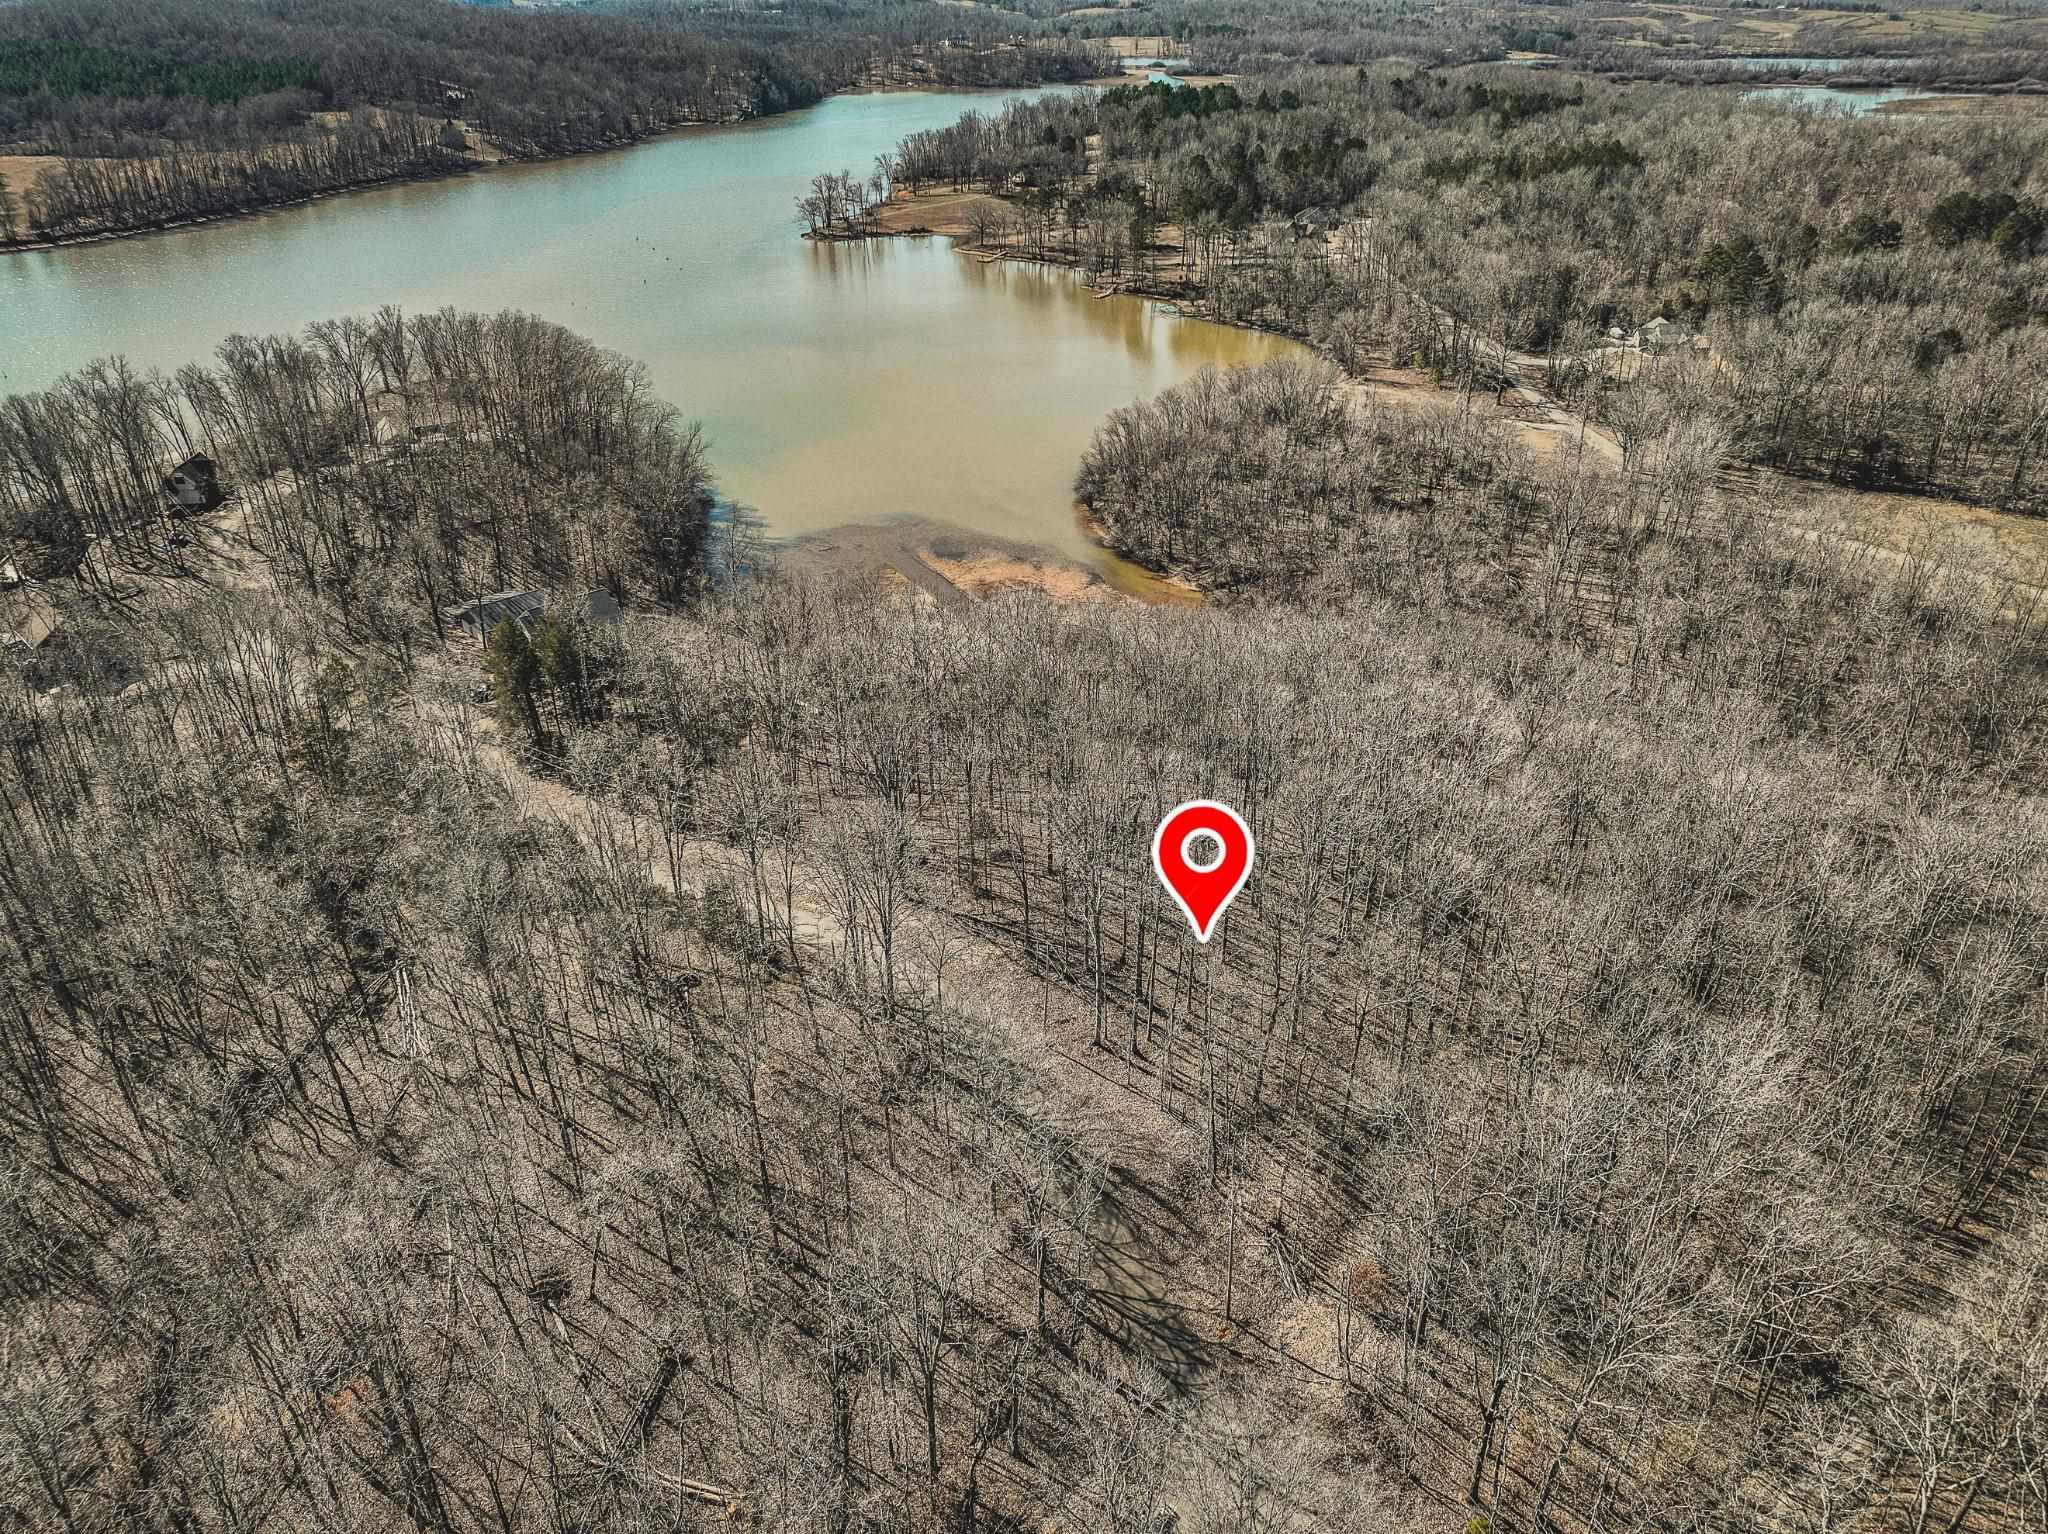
[774,514,1199,609]
[7,62,2035,257]
[808,222,1191,306]
[1072,503,1205,605]
[0,80,1091,258]
[809,195,1319,589]
[0,160,484,254]
[808,190,1196,304]
[1603,69,2041,94]
[0,125,735,256]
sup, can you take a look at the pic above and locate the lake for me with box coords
[0,89,1298,572]
[1742,84,1961,113]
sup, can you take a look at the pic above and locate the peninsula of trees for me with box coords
[859,66,2048,519]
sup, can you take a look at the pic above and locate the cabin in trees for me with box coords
[0,588,57,652]
[1291,207,1340,241]
[446,588,622,646]
[1637,317,1693,351]
[164,454,224,514]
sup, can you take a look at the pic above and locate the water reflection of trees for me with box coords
[806,214,1294,372]
[804,232,892,290]
[959,255,1154,362]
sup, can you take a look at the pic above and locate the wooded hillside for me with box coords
[2,308,2045,1532]
[881,68,2048,512]
[0,0,1099,244]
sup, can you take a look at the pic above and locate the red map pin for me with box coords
[1152,800,1254,943]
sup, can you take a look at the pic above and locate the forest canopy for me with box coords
[0,0,1106,149]
[884,65,2048,508]
[0,0,856,149]
[8,4,2048,1529]
[3,309,2046,1533]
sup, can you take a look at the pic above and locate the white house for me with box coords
[164,454,224,512]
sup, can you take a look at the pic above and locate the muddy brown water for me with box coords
[0,90,1302,582]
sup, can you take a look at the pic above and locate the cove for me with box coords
[0,89,1301,573]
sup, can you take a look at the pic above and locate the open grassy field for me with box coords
[0,154,55,204]
[1878,90,2048,115]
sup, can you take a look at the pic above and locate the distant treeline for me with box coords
[1047,0,1508,69]
[0,39,322,106]
[0,0,831,151]
[1012,0,2048,79]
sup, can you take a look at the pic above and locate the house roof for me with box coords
[448,589,548,633]
[1,589,58,649]
[447,588,622,637]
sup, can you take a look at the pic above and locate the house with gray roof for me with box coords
[446,589,622,644]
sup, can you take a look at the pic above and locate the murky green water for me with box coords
[1743,83,1956,113]
[0,89,1300,571]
